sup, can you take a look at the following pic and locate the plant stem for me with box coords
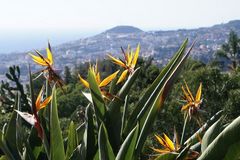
[180,114,188,145]
[43,131,50,159]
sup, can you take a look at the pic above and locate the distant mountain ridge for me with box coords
[104,26,143,33]
[0,20,240,77]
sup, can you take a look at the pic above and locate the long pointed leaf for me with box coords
[124,39,189,137]
[223,141,240,160]
[84,105,97,160]
[116,124,139,160]
[201,118,223,152]
[66,121,78,160]
[106,68,140,152]
[198,116,240,160]
[184,110,223,145]
[88,69,106,122]
[25,127,43,160]
[135,40,194,155]
[50,86,65,160]
[154,152,178,160]
[76,122,85,144]
[69,143,86,160]
[120,96,129,139]
[4,94,21,159]
[0,130,15,160]
[98,123,115,160]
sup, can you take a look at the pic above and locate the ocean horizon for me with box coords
[0,30,99,54]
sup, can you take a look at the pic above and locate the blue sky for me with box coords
[0,0,239,53]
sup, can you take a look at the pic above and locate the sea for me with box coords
[0,30,98,54]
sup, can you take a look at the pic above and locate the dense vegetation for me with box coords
[0,31,240,160]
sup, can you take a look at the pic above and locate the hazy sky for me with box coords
[1,0,239,31]
[0,0,239,53]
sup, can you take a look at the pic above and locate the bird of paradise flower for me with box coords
[107,44,140,84]
[181,81,203,124]
[15,86,52,139]
[78,62,119,99]
[28,42,64,89]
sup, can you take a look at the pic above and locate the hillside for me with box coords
[52,20,240,66]
[0,20,240,80]
[104,26,143,33]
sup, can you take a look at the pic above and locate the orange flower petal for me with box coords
[96,72,101,85]
[182,86,193,102]
[29,53,48,66]
[99,70,119,88]
[78,74,90,88]
[155,134,165,146]
[151,147,170,154]
[46,46,53,65]
[107,54,126,68]
[181,103,192,111]
[35,86,44,110]
[163,133,175,151]
[38,96,52,111]
[184,80,194,101]
[195,83,202,102]
[131,44,140,68]
[117,69,128,84]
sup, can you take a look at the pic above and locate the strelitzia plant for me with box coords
[180,81,203,146]
[1,36,239,160]
[152,133,180,154]
[15,85,52,139]
[73,40,194,160]
[29,42,64,88]
[78,62,119,99]
[151,131,200,160]
[107,44,140,84]
[181,81,203,119]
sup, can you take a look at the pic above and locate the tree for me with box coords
[63,66,73,84]
[216,30,240,71]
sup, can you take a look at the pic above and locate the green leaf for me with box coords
[135,89,165,155]
[124,39,189,137]
[0,155,8,160]
[28,65,35,113]
[198,116,240,160]
[106,68,140,152]
[176,145,190,160]
[154,152,178,160]
[25,127,43,160]
[69,144,86,160]
[4,95,21,159]
[109,73,119,95]
[84,105,97,160]
[98,123,115,160]
[66,121,78,160]
[88,68,106,122]
[0,130,15,160]
[120,96,129,139]
[116,124,139,160]
[0,94,21,160]
[201,118,223,152]
[135,40,193,155]
[50,86,65,160]
[223,141,240,160]
[16,93,25,155]
[76,122,85,144]
[184,110,223,145]
[93,149,100,160]
[190,142,201,152]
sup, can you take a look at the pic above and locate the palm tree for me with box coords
[216,30,240,71]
